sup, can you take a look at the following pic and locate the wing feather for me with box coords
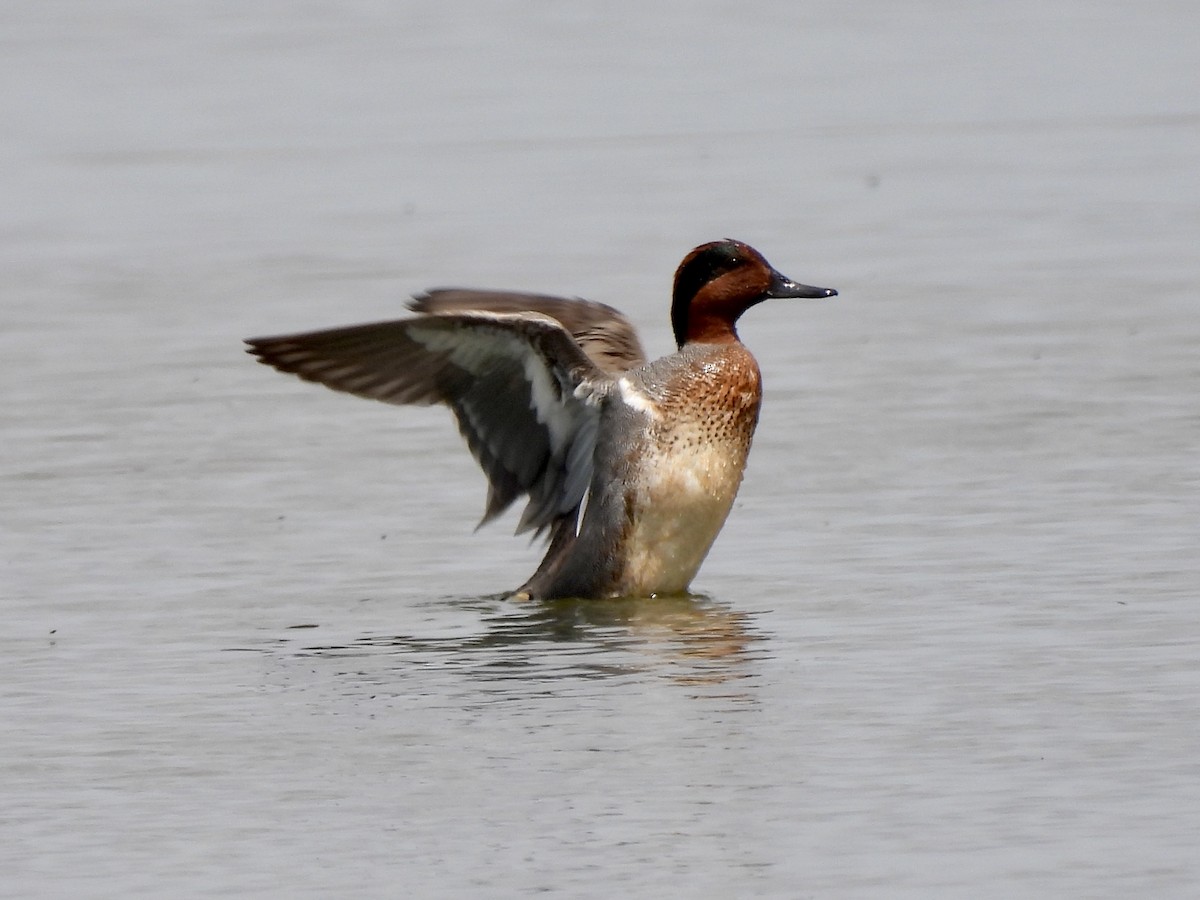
[411,289,647,375]
[245,311,610,534]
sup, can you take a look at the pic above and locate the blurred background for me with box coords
[3,2,1198,897]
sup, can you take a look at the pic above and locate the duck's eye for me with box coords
[705,245,743,273]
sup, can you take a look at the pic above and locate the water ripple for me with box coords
[252,594,771,699]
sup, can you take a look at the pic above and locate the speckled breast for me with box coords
[614,344,764,595]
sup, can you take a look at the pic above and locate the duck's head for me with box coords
[671,239,836,348]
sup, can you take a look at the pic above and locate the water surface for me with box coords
[3,2,1198,897]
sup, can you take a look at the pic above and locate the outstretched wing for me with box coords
[411,289,648,375]
[245,311,610,534]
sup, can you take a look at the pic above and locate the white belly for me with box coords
[617,440,747,595]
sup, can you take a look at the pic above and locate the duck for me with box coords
[245,239,836,600]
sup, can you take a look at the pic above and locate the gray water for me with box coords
[4,2,1198,897]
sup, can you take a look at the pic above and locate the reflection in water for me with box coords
[275,594,769,694]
